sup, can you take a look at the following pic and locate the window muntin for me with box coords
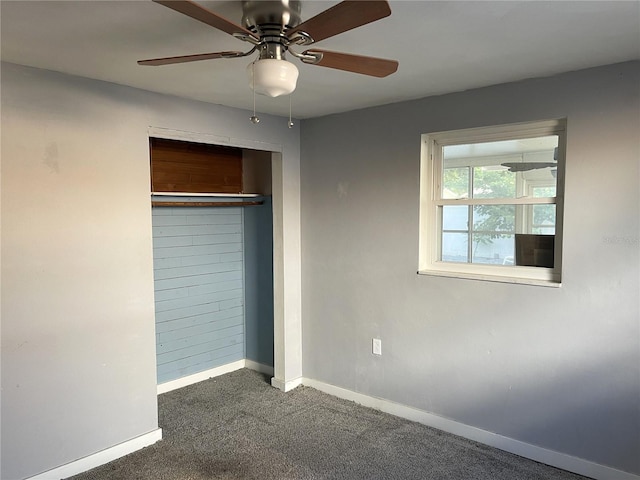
[419,120,565,285]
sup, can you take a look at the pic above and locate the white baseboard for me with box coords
[26,428,162,480]
[157,360,245,394]
[245,359,275,376]
[271,376,302,392]
[157,359,274,394]
[302,377,639,480]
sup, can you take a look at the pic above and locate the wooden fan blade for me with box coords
[153,0,257,40]
[138,51,246,66]
[288,1,391,44]
[303,49,398,77]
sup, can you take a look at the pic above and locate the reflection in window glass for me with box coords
[442,167,469,199]
[443,136,559,201]
[532,185,556,197]
[472,234,514,265]
[472,166,516,199]
[532,204,556,234]
[442,232,468,263]
[438,134,559,268]
[442,205,469,231]
[473,205,515,233]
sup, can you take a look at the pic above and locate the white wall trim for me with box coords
[157,360,246,394]
[147,125,299,400]
[245,359,275,376]
[26,429,162,480]
[301,377,640,480]
[147,126,282,153]
[157,360,275,395]
[271,376,302,392]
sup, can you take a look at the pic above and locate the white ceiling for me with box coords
[1,1,639,119]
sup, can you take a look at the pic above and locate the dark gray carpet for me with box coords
[68,369,591,480]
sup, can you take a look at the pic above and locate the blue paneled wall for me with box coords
[152,205,246,384]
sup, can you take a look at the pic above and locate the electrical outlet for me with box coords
[372,338,382,356]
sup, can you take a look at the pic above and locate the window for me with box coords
[419,119,566,286]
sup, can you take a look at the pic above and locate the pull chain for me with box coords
[250,61,260,124]
[288,94,294,128]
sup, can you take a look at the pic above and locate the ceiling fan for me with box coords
[501,147,559,174]
[501,162,557,172]
[138,0,398,99]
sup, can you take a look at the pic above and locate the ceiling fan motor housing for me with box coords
[241,0,302,35]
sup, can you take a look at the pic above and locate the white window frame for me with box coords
[418,119,566,287]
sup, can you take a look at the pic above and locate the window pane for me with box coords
[533,226,556,235]
[442,205,468,231]
[472,205,515,233]
[443,167,469,199]
[472,234,514,265]
[533,204,556,234]
[515,234,554,267]
[533,185,556,197]
[443,135,559,200]
[473,166,516,199]
[442,232,468,263]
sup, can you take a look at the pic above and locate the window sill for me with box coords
[417,269,561,288]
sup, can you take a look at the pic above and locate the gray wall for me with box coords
[1,62,299,480]
[300,61,639,475]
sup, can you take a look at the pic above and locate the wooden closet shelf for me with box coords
[152,201,264,208]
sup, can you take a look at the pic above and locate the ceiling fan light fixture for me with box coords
[247,58,299,97]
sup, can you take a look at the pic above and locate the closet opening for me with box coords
[149,136,275,392]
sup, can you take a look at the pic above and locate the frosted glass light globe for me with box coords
[247,59,299,97]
